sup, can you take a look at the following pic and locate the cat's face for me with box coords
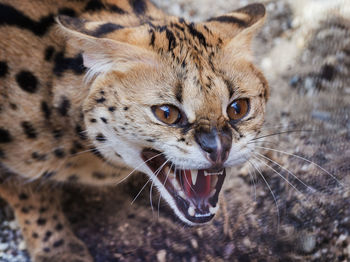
[59,3,268,225]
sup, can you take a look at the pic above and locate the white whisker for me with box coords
[254,146,344,187]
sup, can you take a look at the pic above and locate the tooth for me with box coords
[204,171,208,176]
[179,191,186,199]
[209,189,216,197]
[191,170,198,185]
[188,206,195,217]
[209,205,219,214]
[211,176,218,188]
[173,179,181,190]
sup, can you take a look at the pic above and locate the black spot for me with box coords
[53,129,63,139]
[43,231,52,242]
[96,97,106,103]
[90,147,105,160]
[146,139,155,143]
[39,207,47,213]
[58,7,76,17]
[0,3,55,36]
[175,82,183,103]
[21,121,37,139]
[84,0,105,11]
[16,70,39,93]
[92,23,124,37]
[42,171,56,179]
[53,239,64,248]
[0,128,12,143]
[187,23,207,47]
[55,223,63,231]
[67,175,79,182]
[32,232,39,239]
[18,193,28,200]
[108,106,116,112]
[129,0,147,14]
[9,103,17,110]
[43,247,50,253]
[0,61,8,77]
[44,46,55,61]
[37,218,47,226]
[32,152,47,161]
[165,29,177,51]
[207,15,247,27]
[95,133,106,142]
[54,148,65,158]
[53,52,85,77]
[0,149,5,159]
[107,4,126,14]
[84,0,126,14]
[58,96,70,116]
[75,124,87,140]
[41,101,51,119]
[150,30,155,47]
[90,118,97,123]
[320,64,335,81]
[100,117,108,124]
[92,172,106,179]
[25,220,30,225]
[123,106,129,111]
[21,207,29,213]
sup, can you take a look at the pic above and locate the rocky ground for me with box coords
[1,0,349,261]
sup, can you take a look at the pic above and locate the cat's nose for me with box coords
[194,127,232,165]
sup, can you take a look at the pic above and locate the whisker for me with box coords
[252,155,302,195]
[158,163,174,218]
[252,129,313,141]
[254,146,344,187]
[148,159,170,212]
[248,140,280,146]
[248,160,280,230]
[115,152,165,186]
[247,164,257,201]
[253,152,315,193]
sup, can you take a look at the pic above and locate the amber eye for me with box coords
[152,104,181,125]
[227,99,249,122]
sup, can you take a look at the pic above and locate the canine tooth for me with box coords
[209,205,219,214]
[179,191,186,199]
[209,189,216,197]
[204,171,209,176]
[173,179,181,190]
[191,170,198,185]
[188,206,195,217]
[211,176,218,188]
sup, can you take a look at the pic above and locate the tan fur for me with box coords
[0,0,268,261]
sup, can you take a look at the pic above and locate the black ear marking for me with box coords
[57,15,124,38]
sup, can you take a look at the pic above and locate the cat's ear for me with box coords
[56,15,157,78]
[202,4,266,58]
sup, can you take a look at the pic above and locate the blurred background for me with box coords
[1,0,349,261]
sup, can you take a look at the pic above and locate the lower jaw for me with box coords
[141,149,226,224]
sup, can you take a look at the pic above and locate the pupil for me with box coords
[161,106,170,118]
[233,102,241,114]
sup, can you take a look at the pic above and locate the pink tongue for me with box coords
[182,170,211,198]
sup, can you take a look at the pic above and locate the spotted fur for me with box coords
[0,0,268,261]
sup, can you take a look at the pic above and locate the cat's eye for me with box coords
[227,99,249,122]
[152,105,181,125]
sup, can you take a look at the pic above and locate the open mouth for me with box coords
[141,148,226,224]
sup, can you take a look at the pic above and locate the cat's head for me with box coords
[58,3,268,225]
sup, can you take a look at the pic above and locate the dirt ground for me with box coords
[1,0,349,261]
